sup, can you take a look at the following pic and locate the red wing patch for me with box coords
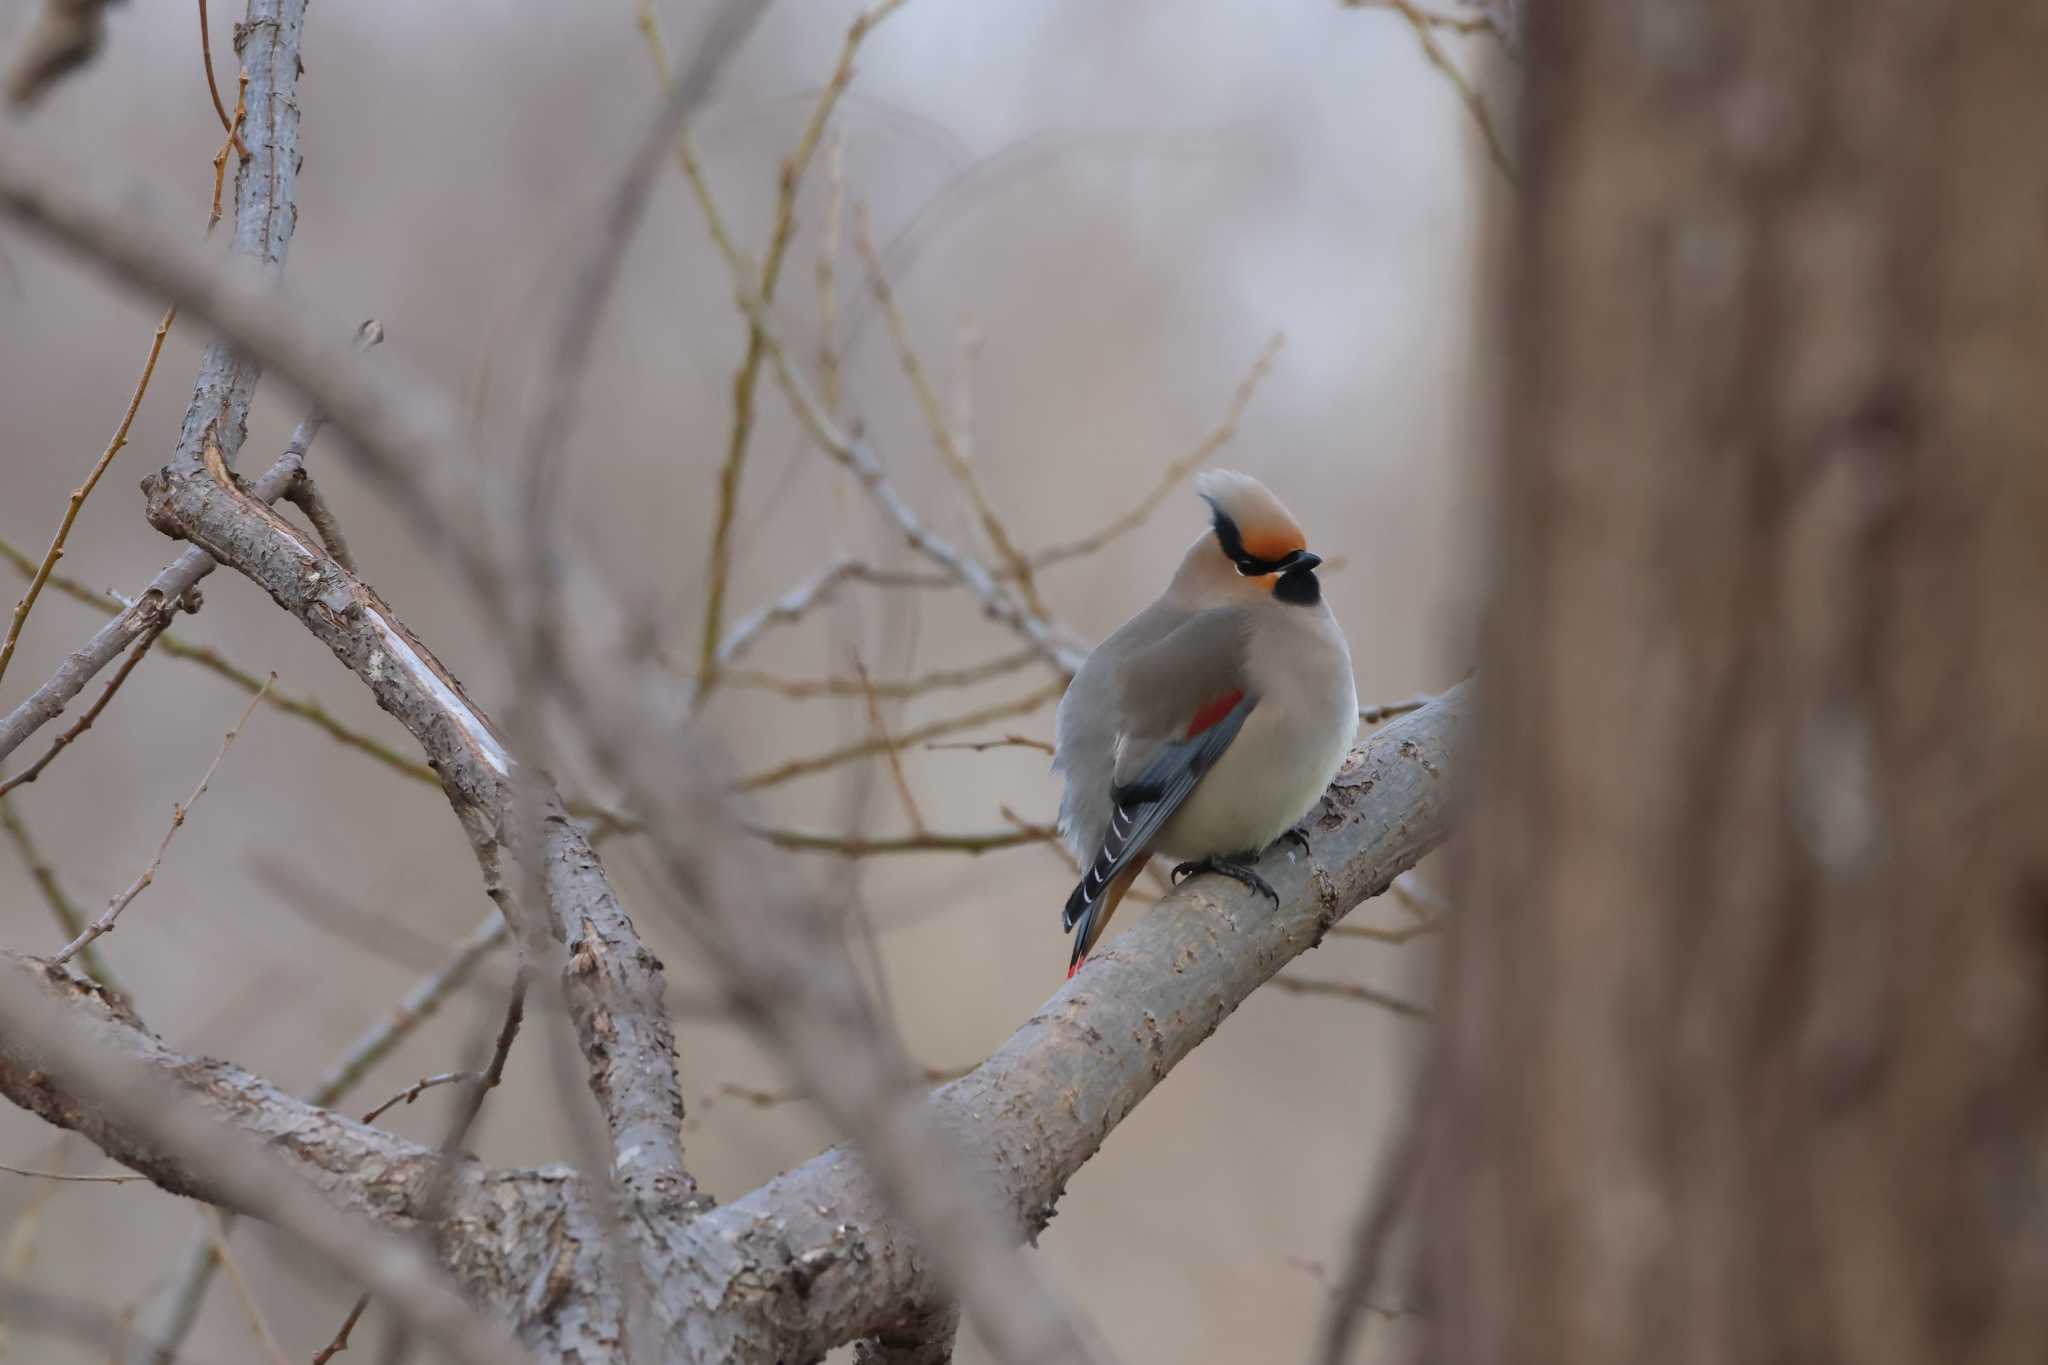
[1185,689,1247,739]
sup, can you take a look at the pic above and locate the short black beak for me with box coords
[1282,550,1321,573]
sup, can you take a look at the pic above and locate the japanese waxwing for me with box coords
[1053,470,1358,976]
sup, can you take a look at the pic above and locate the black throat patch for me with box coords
[1274,565,1321,605]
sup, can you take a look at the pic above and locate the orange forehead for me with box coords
[1237,521,1306,561]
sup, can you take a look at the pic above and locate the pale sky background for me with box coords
[0,2,1510,1360]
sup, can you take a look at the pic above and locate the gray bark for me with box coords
[4,688,1464,1361]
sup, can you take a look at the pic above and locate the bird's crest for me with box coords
[1197,470,1307,565]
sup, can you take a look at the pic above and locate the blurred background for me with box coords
[0,2,1506,1360]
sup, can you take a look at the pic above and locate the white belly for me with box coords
[1153,671,1357,860]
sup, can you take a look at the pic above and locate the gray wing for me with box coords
[1061,608,1256,937]
[1106,607,1255,788]
[1053,596,1193,860]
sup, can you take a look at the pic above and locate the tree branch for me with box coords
[0,0,309,773]
[0,114,1468,1361]
[0,952,443,1231]
[134,450,697,1213]
[0,953,539,1364]
[635,686,1467,1362]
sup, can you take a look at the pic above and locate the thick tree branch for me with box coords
[0,952,535,1365]
[0,951,442,1220]
[0,0,306,772]
[637,686,1467,1362]
[0,450,304,770]
[135,451,696,1213]
[2,679,1462,1362]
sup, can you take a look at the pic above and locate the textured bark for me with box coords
[0,0,304,772]
[637,688,1464,1364]
[1434,2,2048,1362]
[0,950,448,1221]
[138,448,698,1216]
[1,688,1462,1362]
[175,0,305,472]
[0,449,308,768]
[855,1306,961,1365]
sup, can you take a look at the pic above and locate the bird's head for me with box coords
[1194,469,1323,606]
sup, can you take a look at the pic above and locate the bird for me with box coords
[1053,470,1358,977]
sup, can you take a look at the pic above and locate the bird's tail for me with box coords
[1065,859,1147,977]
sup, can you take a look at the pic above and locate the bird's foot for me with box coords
[1275,825,1313,858]
[1171,856,1281,908]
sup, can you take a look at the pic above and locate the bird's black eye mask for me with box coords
[1207,501,1314,577]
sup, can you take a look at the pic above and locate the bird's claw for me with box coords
[1276,826,1313,857]
[1172,856,1281,909]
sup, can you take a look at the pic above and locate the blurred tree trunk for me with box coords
[1431,2,2048,1363]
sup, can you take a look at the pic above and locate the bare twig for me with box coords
[0,305,175,692]
[818,129,849,414]
[702,1063,970,1114]
[749,323,1085,671]
[368,958,528,1365]
[427,969,527,1160]
[754,823,1054,856]
[206,70,247,234]
[1029,333,1284,570]
[927,733,1053,755]
[1360,691,1437,725]
[788,327,1278,591]
[719,646,1041,700]
[50,675,273,965]
[673,0,911,696]
[1342,0,1500,36]
[204,1208,292,1365]
[358,1072,479,1126]
[1270,973,1430,1019]
[309,912,510,1105]
[1328,918,1441,944]
[280,469,358,573]
[0,617,167,799]
[710,556,861,669]
[855,203,1047,617]
[310,1295,370,1365]
[657,119,1087,675]
[0,792,119,988]
[0,1161,143,1184]
[1354,0,1517,185]
[196,0,251,156]
[166,642,436,786]
[737,680,1062,790]
[852,653,927,834]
